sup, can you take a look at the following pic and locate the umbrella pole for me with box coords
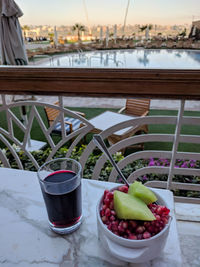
[21,105,31,148]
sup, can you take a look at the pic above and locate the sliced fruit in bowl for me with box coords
[113,190,156,221]
[97,182,172,263]
[128,181,158,204]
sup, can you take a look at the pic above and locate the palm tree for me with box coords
[179,28,187,37]
[72,23,86,42]
[139,24,153,33]
[48,33,54,42]
[139,25,147,33]
[22,25,30,39]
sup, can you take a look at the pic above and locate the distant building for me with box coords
[189,20,200,40]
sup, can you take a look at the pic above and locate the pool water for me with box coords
[39,49,200,69]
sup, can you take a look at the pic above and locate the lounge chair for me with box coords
[45,101,85,135]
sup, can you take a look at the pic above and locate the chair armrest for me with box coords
[118,107,126,113]
[141,110,149,117]
[64,121,73,133]
[74,111,85,117]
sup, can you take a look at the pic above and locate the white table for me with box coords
[89,111,134,136]
[0,168,182,266]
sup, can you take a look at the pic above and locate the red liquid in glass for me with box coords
[41,170,82,228]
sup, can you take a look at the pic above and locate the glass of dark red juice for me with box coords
[37,158,82,234]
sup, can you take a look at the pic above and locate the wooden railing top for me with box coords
[0,67,200,100]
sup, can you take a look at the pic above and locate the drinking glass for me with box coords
[37,158,82,234]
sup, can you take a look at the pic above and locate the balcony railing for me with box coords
[0,93,199,205]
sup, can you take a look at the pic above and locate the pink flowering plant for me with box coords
[118,157,200,198]
[1,145,199,198]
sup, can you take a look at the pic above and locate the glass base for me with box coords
[49,215,82,234]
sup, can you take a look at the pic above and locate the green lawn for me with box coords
[0,106,200,153]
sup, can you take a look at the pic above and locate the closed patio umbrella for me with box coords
[192,26,196,37]
[0,1,42,150]
[114,24,117,44]
[0,0,28,65]
[99,26,103,43]
[54,25,58,48]
[145,26,149,40]
[106,26,109,47]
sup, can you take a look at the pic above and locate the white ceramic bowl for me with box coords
[96,186,172,263]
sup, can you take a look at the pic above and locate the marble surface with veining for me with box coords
[0,168,182,267]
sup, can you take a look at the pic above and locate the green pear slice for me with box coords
[128,181,157,205]
[114,190,155,221]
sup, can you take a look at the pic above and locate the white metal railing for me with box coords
[0,95,94,169]
[0,95,200,204]
[79,100,200,204]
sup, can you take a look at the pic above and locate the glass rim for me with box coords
[37,157,82,185]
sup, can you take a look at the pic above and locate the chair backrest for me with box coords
[45,101,59,126]
[125,99,150,116]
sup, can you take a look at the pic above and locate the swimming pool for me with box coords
[38,49,200,69]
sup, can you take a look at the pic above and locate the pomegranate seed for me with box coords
[155,222,160,228]
[118,185,129,193]
[101,216,107,223]
[107,223,112,230]
[126,229,131,235]
[135,226,145,234]
[102,204,107,210]
[159,220,164,227]
[162,217,169,225]
[111,210,116,216]
[104,198,111,206]
[164,207,170,215]
[155,215,161,221]
[137,234,143,240]
[118,225,125,232]
[154,227,159,233]
[129,234,137,240]
[156,206,165,215]
[129,220,137,228]
[113,231,119,236]
[144,222,150,227]
[107,192,114,199]
[111,220,118,226]
[100,210,105,216]
[104,190,109,197]
[143,231,151,239]
[105,208,111,217]
[109,201,114,209]
[111,223,118,231]
[110,215,116,221]
[147,225,154,233]
[122,222,128,229]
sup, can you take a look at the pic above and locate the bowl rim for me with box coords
[97,185,172,244]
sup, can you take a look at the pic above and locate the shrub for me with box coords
[1,145,199,198]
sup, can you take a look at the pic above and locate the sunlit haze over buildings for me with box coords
[17,0,200,26]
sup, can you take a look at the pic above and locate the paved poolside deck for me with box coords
[5,95,200,111]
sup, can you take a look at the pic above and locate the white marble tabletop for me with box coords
[0,168,182,267]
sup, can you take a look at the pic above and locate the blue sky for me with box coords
[16,0,200,26]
